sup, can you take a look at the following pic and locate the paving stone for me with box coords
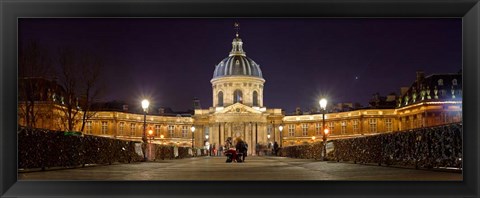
[18,156,462,181]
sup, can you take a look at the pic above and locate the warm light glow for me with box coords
[148,129,153,136]
[141,99,149,110]
[324,128,329,135]
[267,134,271,139]
[205,135,209,139]
[160,134,164,139]
[191,126,196,132]
[279,125,283,131]
[319,98,327,110]
[311,136,316,140]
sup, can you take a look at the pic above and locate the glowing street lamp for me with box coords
[319,98,328,161]
[148,129,154,143]
[311,136,316,141]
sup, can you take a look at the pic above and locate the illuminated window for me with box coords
[438,79,443,86]
[369,118,377,133]
[86,121,92,134]
[341,121,346,134]
[168,125,174,137]
[452,79,458,85]
[119,122,125,135]
[328,122,334,134]
[315,123,321,135]
[182,126,188,137]
[217,91,223,107]
[288,124,295,136]
[233,90,243,103]
[267,125,272,135]
[353,120,359,133]
[302,124,308,136]
[253,91,258,106]
[101,121,108,135]
[155,125,160,136]
[385,118,393,132]
[130,123,135,136]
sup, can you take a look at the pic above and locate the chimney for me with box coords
[122,105,128,111]
[400,87,409,96]
[416,70,425,84]
[158,108,165,114]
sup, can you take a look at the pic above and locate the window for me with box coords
[168,125,175,137]
[353,120,359,133]
[267,125,272,135]
[130,123,136,136]
[288,124,295,136]
[302,124,308,136]
[233,90,243,103]
[253,91,258,106]
[217,91,223,107]
[101,121,108,135]
[182,126,188,137]
[341,121,346,134]
[155,125,160,136]
[328,122,334,134]
[86,121,92,134]
[369,119,377,133]
[385,118,393,132]
[119,122,125,135]
[452,79,458,85]
[315,123,321,135]
[438,79,443,86]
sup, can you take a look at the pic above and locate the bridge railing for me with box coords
[18,127,207,170]
[280,123,462,169]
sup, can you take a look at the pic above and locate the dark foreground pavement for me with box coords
[18,156,462,181]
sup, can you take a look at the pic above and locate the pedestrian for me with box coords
[235,138,247,162]
[212,143,217,156]
[273,141,279,156]
[219,144,224,156]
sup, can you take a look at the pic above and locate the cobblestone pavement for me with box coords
[18,156,462,181]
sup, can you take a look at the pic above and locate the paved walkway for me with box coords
[18,156,462,181]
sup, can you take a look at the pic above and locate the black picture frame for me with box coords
[1,0,479,197]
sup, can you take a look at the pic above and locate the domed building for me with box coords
[193,26,284,155]
[18,23,463,158]
[211,30,265,108]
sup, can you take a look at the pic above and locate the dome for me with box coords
[212,34,263,79]
[213,55,263,79]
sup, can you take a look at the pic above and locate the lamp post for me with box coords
[191,126,195,149]
[141,99,149,161]
[205,134,209,156]
[319,98,328,161]
[311,135,316,142]
[267,134,271,146]
[160,134,165,144]
[278,125,283,147]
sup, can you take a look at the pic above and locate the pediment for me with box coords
[216,103,262,114]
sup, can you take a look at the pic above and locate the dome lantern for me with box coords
[212,22,263,79]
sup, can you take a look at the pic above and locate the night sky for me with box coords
[19,18,461,113]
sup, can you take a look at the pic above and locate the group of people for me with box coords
[207,137,249,162]
[223,137,248,162]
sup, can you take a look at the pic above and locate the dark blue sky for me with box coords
[19,18,461,113]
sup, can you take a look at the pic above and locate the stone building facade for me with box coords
[18,28,462,156]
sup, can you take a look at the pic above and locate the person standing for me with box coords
[218,144,224,156]
[212,143,217,156]
[273,141,279,156]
